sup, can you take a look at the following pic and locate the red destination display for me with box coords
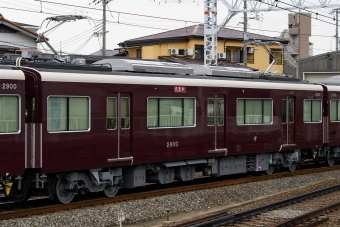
[174,86,187,93]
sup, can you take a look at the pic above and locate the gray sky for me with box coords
[1,0,338,56]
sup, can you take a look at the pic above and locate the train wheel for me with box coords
[265,165,275,175]
[288,162,297,172]
[327,153,335,167]
[55,176,75,204]
[103,185,119,198]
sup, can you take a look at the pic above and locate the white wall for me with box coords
[0,32,37,49]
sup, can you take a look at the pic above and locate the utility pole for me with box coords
[91,0,113,56]
[243,0,248,68]
[336,9,339,51]
[102,0,106,56]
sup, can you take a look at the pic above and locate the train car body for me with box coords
[0,60,339,203]
[32,70,325,171]
[0,67,25,178]
[327,84,340,159]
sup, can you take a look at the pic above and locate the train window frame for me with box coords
[106,97,117,130]
[303,99,322,123]
[147,97,196,129]
[47,96,91,133]
[236,98,273,125]
[120,97,130,130]
[281,99,294,124]
[330,100,340,122]
[207,98,214,126]
[0,95,20,134]
[217,98,224,126]
[207,98,224,126]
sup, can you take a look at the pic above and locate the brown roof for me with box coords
[0,13,39,38]
[119,24,288,46]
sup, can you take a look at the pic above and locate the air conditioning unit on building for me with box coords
[247,47,254,54]
[217,52,226,59]
[169,48,179,55]
[184,48,193,56]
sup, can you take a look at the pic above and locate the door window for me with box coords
[107,98,117,129]
[121,98,130,129]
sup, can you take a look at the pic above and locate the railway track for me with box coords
[173,175,340,226]
[0,165,339,221]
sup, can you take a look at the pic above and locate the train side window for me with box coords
[121,98,130,129]
[330,100,340,122]
[184,98,194,126]
[160,98,183,127]
[48,96,90,132]
[0,96,19,133]
[147,98,195,128]
[107,98,117,129]
[207,98,214,126]
[303,100,321,123]
[237,99,272,125]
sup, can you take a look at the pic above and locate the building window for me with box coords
[237,99,272,125]
[270,49,283,65]
[226,50,231,61]
[147,98,195,128]
[194,45,204,59]
[137,49,142,59]
[0,96,19,133]
[303,100,321,123]
[107,98,117,129]
[48,97,89,132]
[233,50,243,63]
[178,49,185,55]
[330,100,340,122]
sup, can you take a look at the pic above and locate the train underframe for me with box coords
[2,146,340,204]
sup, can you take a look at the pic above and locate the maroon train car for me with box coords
[1,60,339,203]
[0,66,25,179]
[326,83,340,164]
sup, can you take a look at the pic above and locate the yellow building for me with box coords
[117,24,288,74]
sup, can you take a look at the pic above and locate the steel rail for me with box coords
[0,165,339,221]
[175,184,340,227]
[271,201,340,227]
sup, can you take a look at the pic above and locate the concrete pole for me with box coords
[102,0,106,56]
[243,0,248,68]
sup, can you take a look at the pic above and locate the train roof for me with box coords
[23,66,320,91]
[1,59,334,92]
[0,66,25,80]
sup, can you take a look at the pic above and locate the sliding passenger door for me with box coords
[281,96,295,145]
[107,92,132,164]
[207,94,226,154]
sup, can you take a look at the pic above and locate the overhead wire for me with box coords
[2,0,338,55]
[106,4,129,57]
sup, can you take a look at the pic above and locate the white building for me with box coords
[0,13,39,56]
